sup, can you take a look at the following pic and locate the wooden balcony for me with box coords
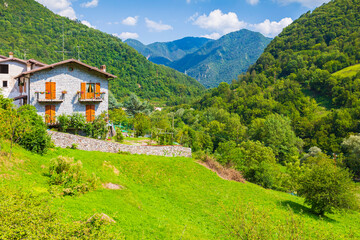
[77,92,104,103]
[36,92,64,103]
[78,97,103,103]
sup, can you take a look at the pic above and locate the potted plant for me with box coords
[62,90,68,94]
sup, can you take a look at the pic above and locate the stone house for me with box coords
[0,52,116,123]
[0,52,46,106]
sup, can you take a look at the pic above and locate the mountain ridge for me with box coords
[127,30,272,88]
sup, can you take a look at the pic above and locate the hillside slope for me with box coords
[192,0,360,153]
[1,143,359,239]
[128,30,271,88]
[171,30,272,88]
[0,0,205,101]
[251,0,360,80]
[126,37,212,65]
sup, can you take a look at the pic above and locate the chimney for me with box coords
[26,61,32,71]
[100,65,106,72]
[9,52,14,58]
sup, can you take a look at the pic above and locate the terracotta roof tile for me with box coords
[15,59,117,79]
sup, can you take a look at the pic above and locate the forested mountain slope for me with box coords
[125,37,212,65]
[250,0,360,107]
[0,0,205,102]
[128,30,271,88]
[170,30,272,88]
[191,0,360,155]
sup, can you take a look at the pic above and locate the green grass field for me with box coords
[1,142,360,239]
[333,64,360,78]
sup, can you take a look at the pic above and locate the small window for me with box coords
[2,81,8,87]
[0,64,9,74]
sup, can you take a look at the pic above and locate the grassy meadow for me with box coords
[332,64,360,78]
[1,142,359,239]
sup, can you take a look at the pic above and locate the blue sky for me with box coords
[35,0,330,44]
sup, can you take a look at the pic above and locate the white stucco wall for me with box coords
[0,60,27,100]
[29,63,109,121]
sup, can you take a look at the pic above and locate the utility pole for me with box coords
[55,25,71,60]
[22,49,28,60]
[76,46,82,61]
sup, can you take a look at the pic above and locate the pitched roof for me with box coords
[0,55,7,59]
[15,59,117,79]
[0,57,27,64]
[27,59,47,67]
[0,57,47,67]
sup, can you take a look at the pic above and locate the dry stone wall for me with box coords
[49,131,192,158]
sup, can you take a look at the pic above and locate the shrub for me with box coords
[49,156,98,196]
[341,135,360,177]
[237,140,279,188]
[70,113,86,134]
[0,104,51,155]
[84,114,108,140]
[215,140,243,166]
[115,129,124,143]
[0,187,122,239]
[298,153,358,215]
[57,114,71,132]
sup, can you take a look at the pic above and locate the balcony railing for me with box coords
[36,92,64,103]
[77,92,105,103]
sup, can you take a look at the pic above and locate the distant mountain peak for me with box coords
[127,30,272,88]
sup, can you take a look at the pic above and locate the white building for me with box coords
[0,53,117,123]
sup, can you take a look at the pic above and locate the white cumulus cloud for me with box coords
[81,20,96,29]
[81,0,99,8]
[192,10,293,38]
[35,0,76,19]
[193,9,247,34]
[113,32,139,40]
[122,16,139,26]
[276,0,330,8]
[250,18,293,37]
[145,18,173,32]
[246,0,259,5]
[201,32,221,40]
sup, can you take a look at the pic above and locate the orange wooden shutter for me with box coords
[51,82,56,99]
[86,105,91,122]
[81,83,86,99]
[45,82,51,99]
[95,83,101,98]
[91,105,95,121]
[46,105,56,123]
[86,105,95,122]
[51,105,56,123]
[45,105,51,123]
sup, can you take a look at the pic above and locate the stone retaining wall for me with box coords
[48,131,192,158]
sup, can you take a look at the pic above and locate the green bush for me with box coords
[298,153,358,215]
[0,103,51,155]
[70,113,86,134]
[0,187,122,239]
[237,140,279,188]
[115,129,124,143]
[57,114,70,132]
[84,114,108,140]
[49,156,98,196]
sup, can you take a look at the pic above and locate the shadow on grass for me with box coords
[279,200,337,223]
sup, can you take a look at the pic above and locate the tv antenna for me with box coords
[76,46,82,61]
[55,26,71,61]
[22,49,28,60]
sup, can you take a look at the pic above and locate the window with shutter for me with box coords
[86,105,95,122]
[45,105,56,124]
